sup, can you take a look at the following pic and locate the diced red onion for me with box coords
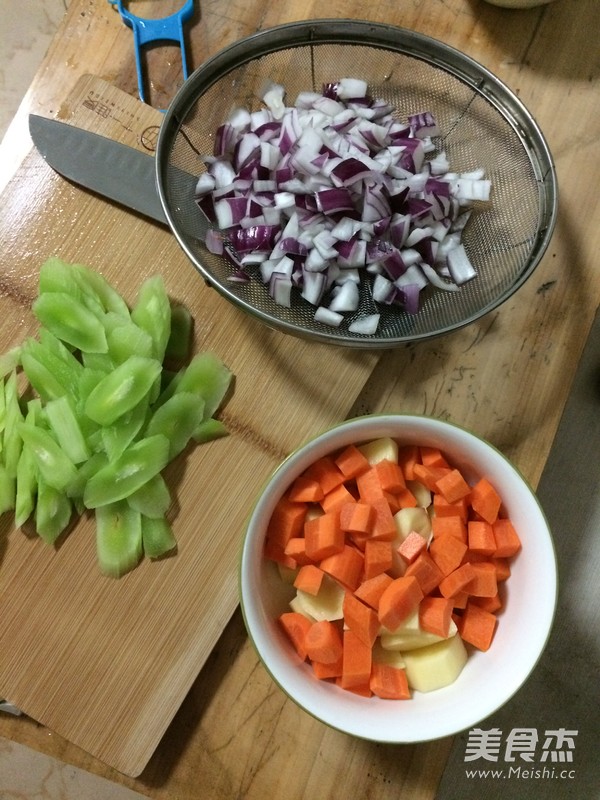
[197,79,492,335]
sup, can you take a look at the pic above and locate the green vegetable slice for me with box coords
[127,473,171,519]
[0,465,15,515]
[145,391,205,460]
[131,275,171,362]
[100,395,150,462]
[164,304,193,365]
[95,501,143,578]
[193,417,229,443]
[105,317,155,364]
[15,443,38,527]
[45,395,91,465]
[35,477,72,545]
[3,372,24,478]
[17,421,77,492]
[0,345,22,379]
[71,261,130,318]
[83,434,170,508]
[32,291,108,353]
[141,515,177,559]
[84,356,162,426]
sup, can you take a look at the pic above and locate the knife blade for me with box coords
[29,114,168,226]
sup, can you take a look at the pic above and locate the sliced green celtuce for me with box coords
[33,291,108,353]
[95,501,143,578]
[141,515,177,560]
[0,258,233,577]
[84,355,162,426]
[83,434,170,508]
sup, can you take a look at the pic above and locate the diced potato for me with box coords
[406,480,432,508]
[293,574,345,621]
[372,639,406,669]
[403,633,468,692]
[393,506,432,543]
[289,594,316,621]
[380,609,458,651]
[358,436,399,465]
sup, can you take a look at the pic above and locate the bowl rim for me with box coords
[239,413,558,742]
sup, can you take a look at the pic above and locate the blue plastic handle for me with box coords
[109,0,195,107]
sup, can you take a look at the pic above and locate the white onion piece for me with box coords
[314,306,343,327]
[349,313,380,335]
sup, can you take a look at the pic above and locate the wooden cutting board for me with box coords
[0,74,379,777]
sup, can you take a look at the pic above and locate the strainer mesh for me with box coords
[159,26,555,346]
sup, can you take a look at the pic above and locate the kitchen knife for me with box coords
[28,114,168,225]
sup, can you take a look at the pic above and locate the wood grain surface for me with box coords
[0,0,599,796]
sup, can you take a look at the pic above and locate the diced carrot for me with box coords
[264,539,297,569]
[412,463,452,492]
[320,545,364,591]
[378,575,424,630]
[266,496,307,547]
[339,501,375,535]
[283,537,313,566]
[334,444,371,480]
[348,531,370,551]
[278,612,312,660]
[395,485,418,509]
[492,557,511,582]
[420,446,450,469]
[397,530,427,564]
[429,534,468,577]
[338,679,372,697]
[431,515,467,542]
[304,620,344,664]
[451,590,469,610]
[370,497,397,541]
[288,475,325,503]
[438,561,477,598]
[303,456,345,495]
[492,518,522,558]
[374,458,406,493]
[293,564,325,596]
[383,491,401,515]
[470,477,502,524]
[419,596,453,638]
[363,539,394,580]
[466,561,498,598]
[405,552,444,595]
[321,482,356,514]
[304,511,344,561]
[457,602,497,651]
[370,662,411,700]
[343,592,380,647]
[356,466,386,504]
[471,593,503,613]
[433,493,469,521]
[340,628,373,689]
[312,653,343,679]
[397,445,420,480]
[467,520,497,555]
[435,468,471,504]
[354,572,394,610]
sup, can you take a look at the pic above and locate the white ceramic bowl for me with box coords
[240,414,557,742]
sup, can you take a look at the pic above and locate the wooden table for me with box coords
[1,0,598,797]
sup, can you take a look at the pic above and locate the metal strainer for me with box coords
[156,19,557,348]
